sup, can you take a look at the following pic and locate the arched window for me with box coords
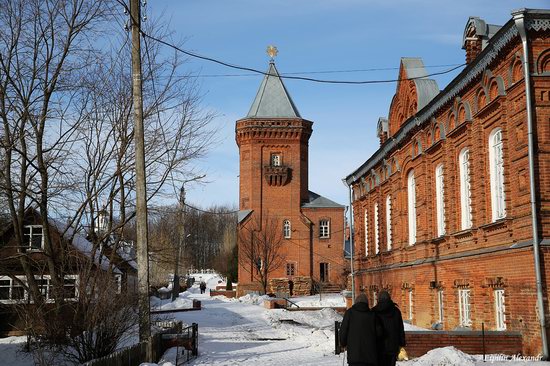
[283,220,291,239]
[374,203,379,254]
[364,210,369,256]
[459,149,473,229]
[386,195,392,250]
[408,170,417,245]
[489,129,506,221]
[435,164,446,237]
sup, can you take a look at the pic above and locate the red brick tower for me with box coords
[236,60,345,295]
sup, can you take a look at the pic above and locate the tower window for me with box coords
[319,219,330,238]
[271,154,282,167]
[283,220,291,239]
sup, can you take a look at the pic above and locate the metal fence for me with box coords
[84,322,185,366]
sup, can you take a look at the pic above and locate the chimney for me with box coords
[377,118,389,146]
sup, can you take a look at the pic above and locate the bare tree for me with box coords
[0,0,214,360]
[238,215,286,294]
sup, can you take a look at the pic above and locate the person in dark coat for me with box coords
[199,281,206,294]
[372,291,406,366]
[339,293,383,366]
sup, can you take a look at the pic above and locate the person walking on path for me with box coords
[339,293,384,366]
[372,291,406,366]
[199,281,207,294]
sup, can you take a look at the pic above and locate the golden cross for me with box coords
[266,45,278,60]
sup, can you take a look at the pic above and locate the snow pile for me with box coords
[408,346,476,366]
[267,307,342,330]
[292,293,346,308]
[403,322,430,331]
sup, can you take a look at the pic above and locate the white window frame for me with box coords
[435,164,446,237]
[458,289,472,327]
[495,289,506,331]
[23,225,44,251]
[0,276,28,304]
[408,289,413,321]
[114,273,123,294]
[407,171,417,245]
[386,195,392,251]
[459,149,473,230]
[319,219,330,239]
[374,203,379,254]
[364,210,369,256]
[271,153,281,167]
[283,219,291,239]
[373,291,378,306]
[437,289,444,324]
[489,129,506,221]
[286,262,296,276]
[0,275,79,304]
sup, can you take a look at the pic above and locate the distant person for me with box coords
[372,291,406,366]
[340,293,383,366]
[199,281,206,294]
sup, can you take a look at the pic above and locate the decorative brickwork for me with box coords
[346,11,550,355]
[236,62,346,297]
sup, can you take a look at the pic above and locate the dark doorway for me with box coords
[320,262,329,282]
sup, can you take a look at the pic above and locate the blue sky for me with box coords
[147,0,548,209]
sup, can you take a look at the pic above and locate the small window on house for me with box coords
[286,263,295,276]
[495,289,506,331]
[319,220,330,239]
[437,289,444,324]
[114,274,122,294]
[458,289,472,327]
[373,291,378,306]
[408,289,414,321]
[23,225,44,251]
[64,277,78,299]
[0,277,27,303]
[283,220,291,239]
[271,154,281,167]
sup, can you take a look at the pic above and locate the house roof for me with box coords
[401,57,440,110]
[238,209,253,224]
[49,218,121,273]
[246,61,302,119]
[302,191,344,209]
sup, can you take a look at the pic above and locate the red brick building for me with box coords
[237,60,346,296]
[345,9,550,355]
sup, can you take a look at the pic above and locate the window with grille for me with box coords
[286,263,295,276]
[435,164,446,236]
[23,225,43,251]
[283,220,291,239]
[271,154,281,167]
[319,220,330,238]
[489,129,506,221]
[407,171,416,245]
[459,149,473,229]
[495,289,506,330]
[0,277,26,303]
[458,289,472,327]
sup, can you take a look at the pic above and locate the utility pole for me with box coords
[172,184,185,301]
[130,0,151,345]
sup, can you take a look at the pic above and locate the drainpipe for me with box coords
[344,178,356,305]
[513,9,549,359]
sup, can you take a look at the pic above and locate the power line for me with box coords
[141,31,465,85]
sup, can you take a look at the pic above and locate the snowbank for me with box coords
[406,346,476,366]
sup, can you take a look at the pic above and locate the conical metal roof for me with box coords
[246,62,301,118]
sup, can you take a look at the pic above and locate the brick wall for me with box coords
[347,19,550,355]
[405,331,522,358]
